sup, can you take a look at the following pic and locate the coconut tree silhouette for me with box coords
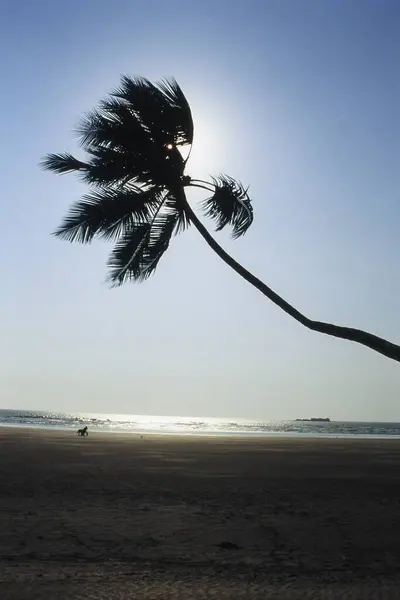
[42,76,400,363]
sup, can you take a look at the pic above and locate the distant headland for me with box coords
[295,417,331,422]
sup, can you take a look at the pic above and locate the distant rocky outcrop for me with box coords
[295,417,331,422]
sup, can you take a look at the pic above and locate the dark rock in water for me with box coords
[217,541,241,550]
[295,417,331,422]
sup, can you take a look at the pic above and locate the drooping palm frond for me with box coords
[53,187,163,243]
[107,197,179,285]
[163,190,190,233]
[40,152,87,175]
[201,175,253,238]
[106,223,150,284]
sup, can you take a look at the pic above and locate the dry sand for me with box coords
[1,427,400,599]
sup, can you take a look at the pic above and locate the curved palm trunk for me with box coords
[183,197,400,363]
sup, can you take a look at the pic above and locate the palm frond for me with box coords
[112,77,171,147]
[163,191,190,233]
[80,145,148,187]
[157,78,194,146]
[76,98,153,152]
[81,144,181,189]
[107,197,180,285]
[40,152,87,175]
[113,76,193,148]
[201,175,253,238]
[107,223,151,284]
[54,187,162,243]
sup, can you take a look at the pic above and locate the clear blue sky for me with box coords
[1,0,399,420]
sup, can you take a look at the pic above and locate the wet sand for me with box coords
[1,427,400,599]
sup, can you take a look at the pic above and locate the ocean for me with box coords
[0,409,399,438]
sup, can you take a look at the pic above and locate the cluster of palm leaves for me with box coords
[42,76,253,285]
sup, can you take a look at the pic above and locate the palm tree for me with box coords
[42,76,400,363]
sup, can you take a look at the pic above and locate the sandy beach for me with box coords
[1,427,400,599]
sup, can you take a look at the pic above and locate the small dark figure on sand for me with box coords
[77,426,88,436]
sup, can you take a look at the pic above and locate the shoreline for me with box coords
[1,424,400,441]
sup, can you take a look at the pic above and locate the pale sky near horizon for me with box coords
[1,0,399,421]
